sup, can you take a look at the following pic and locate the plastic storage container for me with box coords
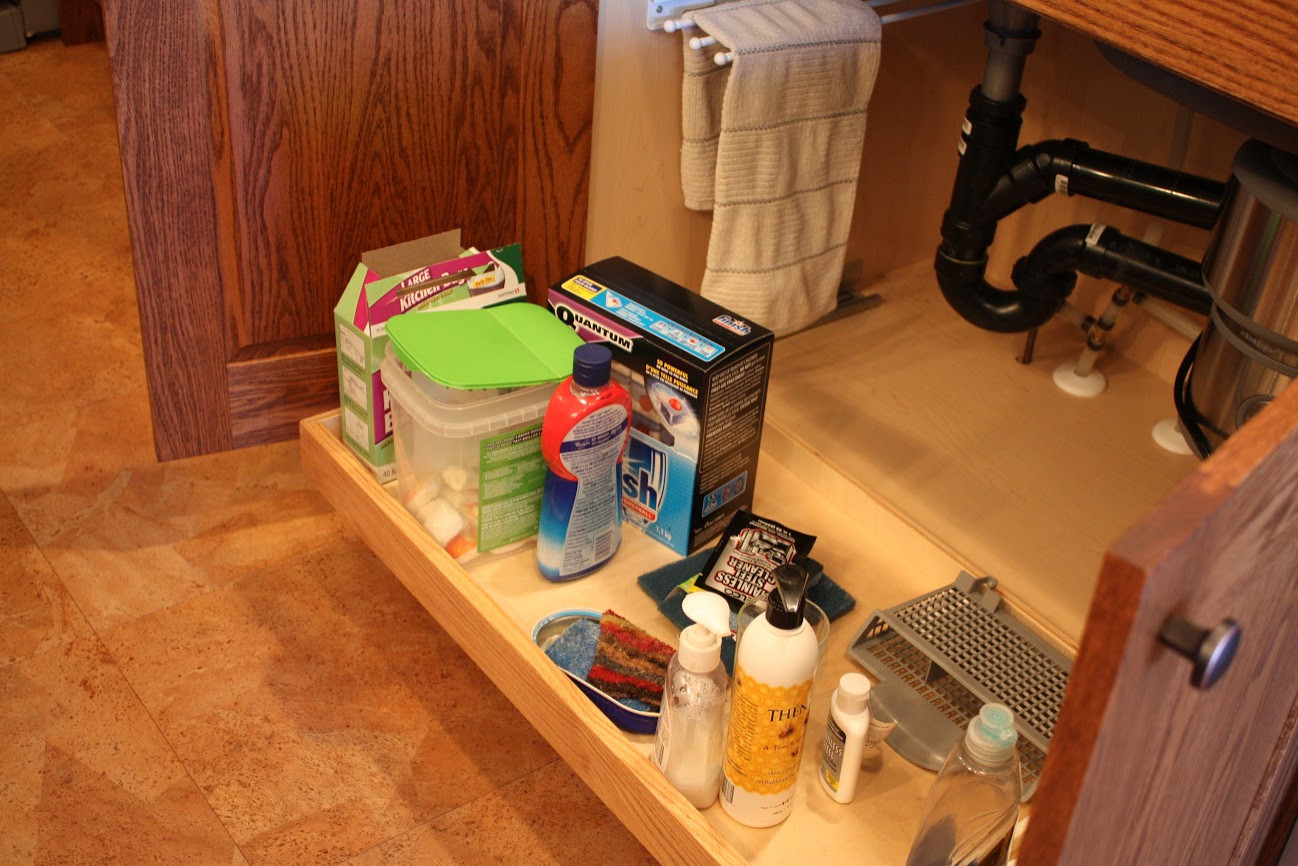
[381,344,557,563]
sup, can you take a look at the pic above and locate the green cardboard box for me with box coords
[334,229,526,480]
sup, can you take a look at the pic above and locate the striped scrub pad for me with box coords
[587,610,676,712]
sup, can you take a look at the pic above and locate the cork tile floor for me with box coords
[0,37,655,866]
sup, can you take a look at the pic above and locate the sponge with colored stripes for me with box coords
[586,610,676,713]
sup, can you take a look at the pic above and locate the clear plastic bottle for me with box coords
[905,704,1021,866]
[652,591,731,808]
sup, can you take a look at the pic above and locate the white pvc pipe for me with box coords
[1134,295,1203,341]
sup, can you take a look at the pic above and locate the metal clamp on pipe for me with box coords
[1011,224,1212,316]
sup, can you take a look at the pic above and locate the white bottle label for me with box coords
[862,713,897,758]
[557,403,629,573]
[721,664,812,819]
[820,715,848,791]
[652,702,673,771]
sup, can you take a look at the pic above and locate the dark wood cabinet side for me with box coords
[1023,381,1298,864]
[104,0,597,460]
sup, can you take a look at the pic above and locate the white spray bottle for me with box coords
[652,590,732,808]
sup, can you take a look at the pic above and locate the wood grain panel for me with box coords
[59,0,104,45]
[219,1,468,346]
[1020,0,1298,130]
[104,0,234,459]
[517,0,597,298]
[1022,380,1298,863]
[227,344,336,449]
[456,0,516,253]
[110,0,598,460]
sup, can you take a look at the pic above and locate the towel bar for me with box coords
[650,0,980,31]
[875,0,979,25]
[648,1,713,31]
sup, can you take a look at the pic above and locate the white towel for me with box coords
[680,0,881,336]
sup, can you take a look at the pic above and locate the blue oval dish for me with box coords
[532,609,661,735]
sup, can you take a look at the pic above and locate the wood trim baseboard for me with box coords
[228,349,338,449]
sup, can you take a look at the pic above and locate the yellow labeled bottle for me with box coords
[720,562,820,828]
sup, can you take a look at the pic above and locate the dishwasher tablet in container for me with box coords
[333,230,527,481]
[381,305,583,562]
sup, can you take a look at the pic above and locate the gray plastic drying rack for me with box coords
[847,571,1072,800]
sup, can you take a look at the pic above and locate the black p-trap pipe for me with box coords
[934,3,1222,334]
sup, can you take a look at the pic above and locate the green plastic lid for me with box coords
[386,303,584,389]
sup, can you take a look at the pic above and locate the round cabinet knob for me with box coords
[1158,616,1241,690]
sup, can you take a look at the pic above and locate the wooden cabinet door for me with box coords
[104,0,596,460]
[1022,381,1298,864]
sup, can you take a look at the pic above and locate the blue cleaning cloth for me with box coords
[636,549,856,675]
[543,617,600,678]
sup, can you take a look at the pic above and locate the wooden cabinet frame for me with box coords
[104,0,597,460]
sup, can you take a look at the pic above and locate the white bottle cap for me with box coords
[964,703,1019,765]
[679,591,732,673]
[834,672,872,715]
[678,623,722,672]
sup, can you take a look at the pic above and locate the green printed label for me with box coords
[478,423,546,550]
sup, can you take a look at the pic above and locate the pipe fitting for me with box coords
[935,250,1062,333]
[979,139,1224,227]
[982,1,1041,101]
[1010,225,1086,303]
[1010,224,1212,316]
[934,16,1222,335]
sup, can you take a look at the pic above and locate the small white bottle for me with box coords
[720,563,820,828]
[652,591,732,808]
[818,672,872,803]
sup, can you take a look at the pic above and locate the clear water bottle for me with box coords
[905,704,1021,866]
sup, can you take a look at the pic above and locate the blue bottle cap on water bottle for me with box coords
[572,344,613,387]
[965,703,1018,765]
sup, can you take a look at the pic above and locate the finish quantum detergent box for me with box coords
[334,229,526,481]
[547,257,774,555]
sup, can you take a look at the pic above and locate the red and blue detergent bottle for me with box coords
[537,344,633,580]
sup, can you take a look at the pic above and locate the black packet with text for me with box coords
[693,510,816,608]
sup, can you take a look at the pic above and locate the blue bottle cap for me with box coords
[965,703,1019,765]
[572,344,613,387]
